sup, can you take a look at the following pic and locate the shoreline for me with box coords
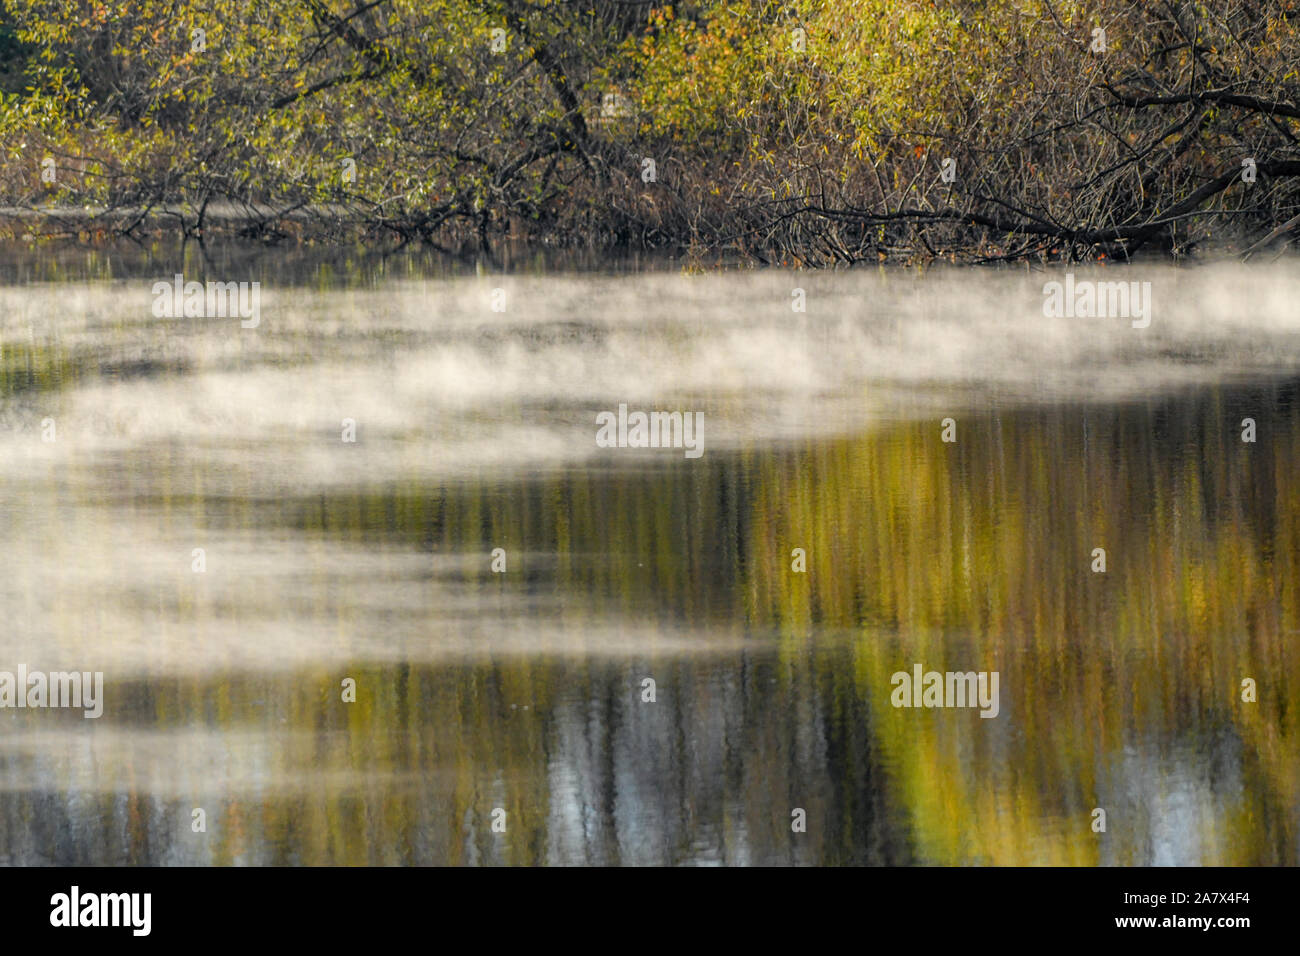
[1,205,1294,268]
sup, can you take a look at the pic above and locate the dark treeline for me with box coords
[1,1,1298,264]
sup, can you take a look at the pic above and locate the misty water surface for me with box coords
[0,251,1297,865]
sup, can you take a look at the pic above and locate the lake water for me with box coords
[1,248,1297,865]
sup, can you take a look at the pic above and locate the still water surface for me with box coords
[0,250,1297,864]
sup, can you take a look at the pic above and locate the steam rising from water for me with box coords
[2,264,1298,484]
[2,264,1299,677]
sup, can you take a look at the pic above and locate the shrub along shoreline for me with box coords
[2,1,1299,265]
